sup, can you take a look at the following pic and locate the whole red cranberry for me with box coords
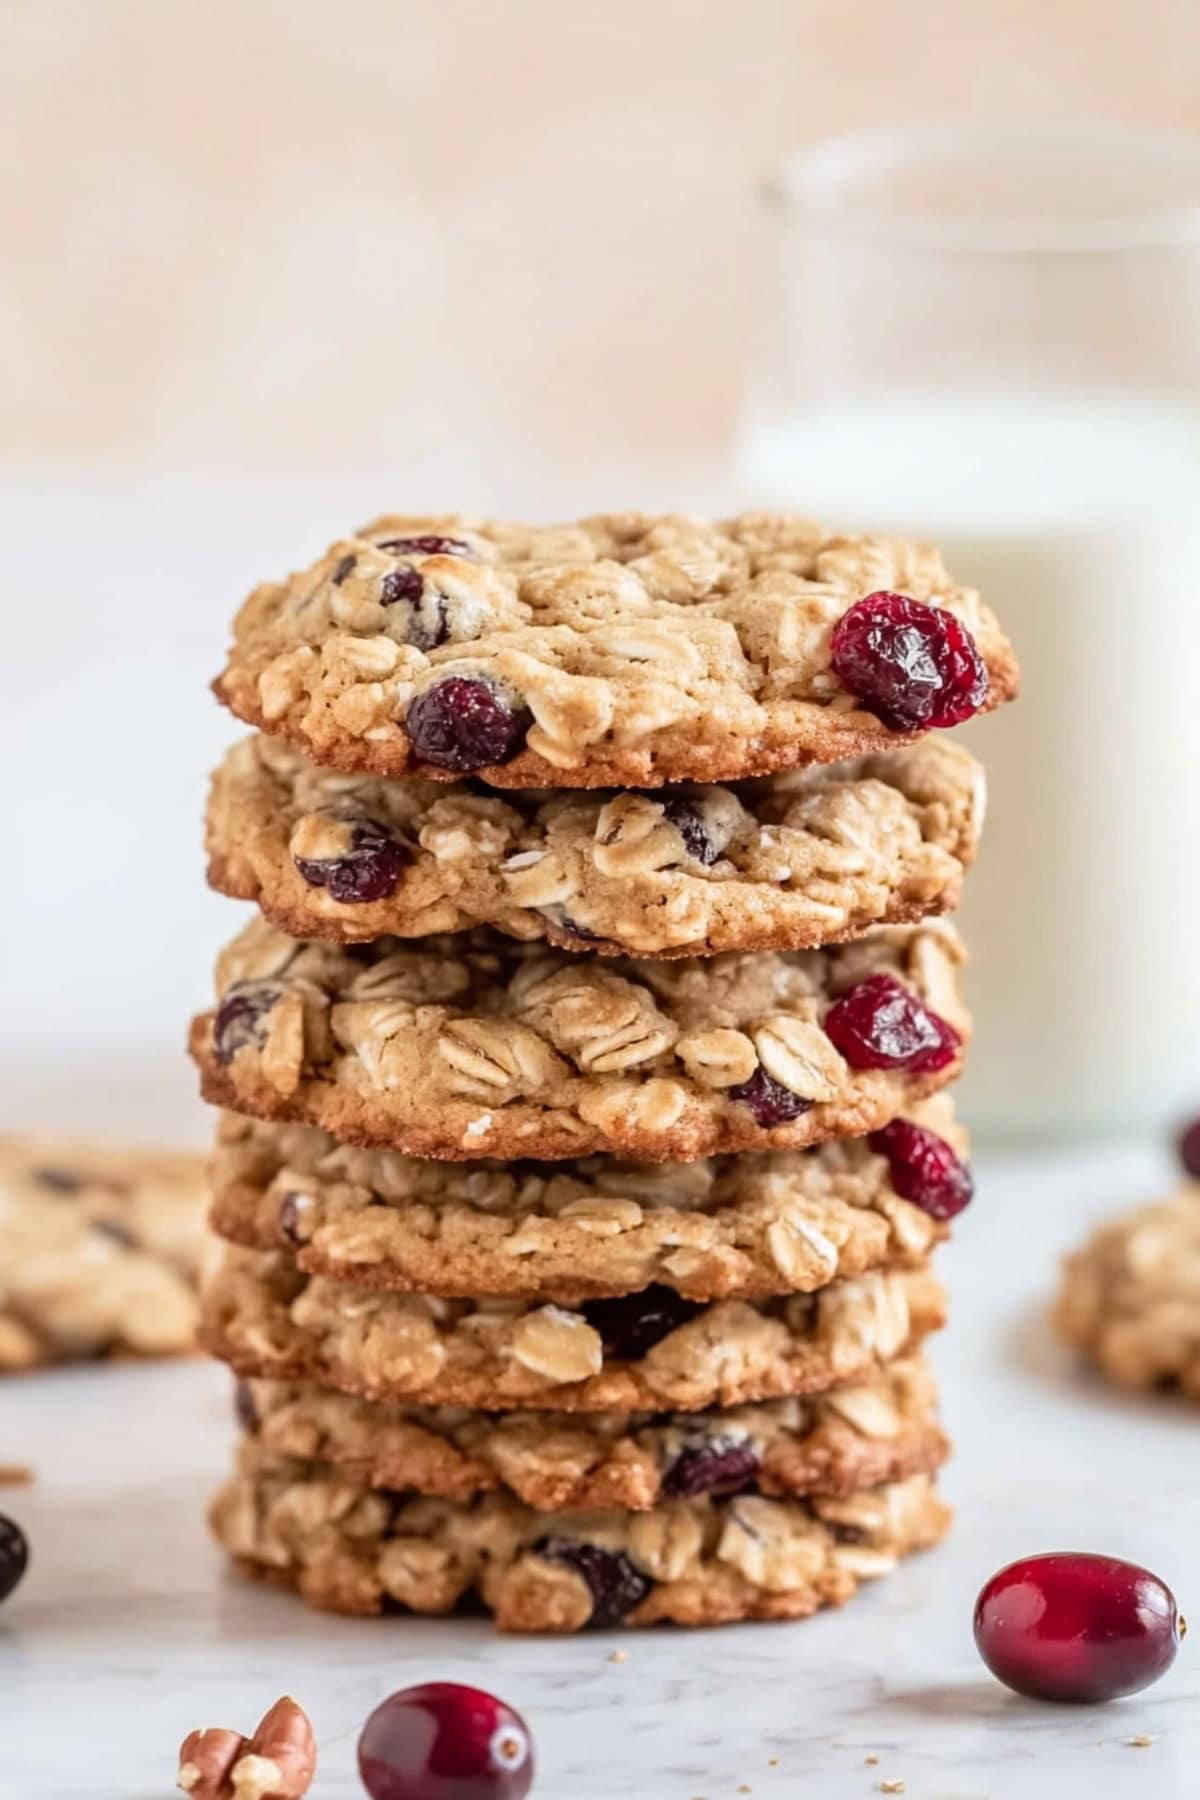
[1177,1115,1200,1180]
[830,591,988,732]
[358,1682,534,1800]
[974,1553,1184,1703]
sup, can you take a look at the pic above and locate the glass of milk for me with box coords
[738,124,1200,1141]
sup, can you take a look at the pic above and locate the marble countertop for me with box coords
[3,1138,1197,1800]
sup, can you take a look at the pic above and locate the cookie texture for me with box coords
[201,1247,947,1411]
[190,917,968,1162]
[206,733,983,958]
[211,1443,950,1629]
[236,1355,948,1511]
[212,511,1017,789]
[1055,1189,1200,1398]
[209,1100,959,1300]
[0,1136,208,1372]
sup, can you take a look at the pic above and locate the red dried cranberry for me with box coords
[662,1434,761,1497]
[277,1192,308,1246]
[376,535,471,557]
[975,1553,1184,1703]
[870,1119,973,1220]
[380,565,424,608]
[831,592,989,732]
[406,677,531,773]
[728,1065,813,1127]
[1178,1116,1200,1180]
[0,1515,28,1605]
[213,983,280,1065]
[358,1681,534,1800]
[532,1538,651,1628]
[293,820,407,904]
[582,1287,700,1361]
[659,794,719,865]
[824,973,960,1072]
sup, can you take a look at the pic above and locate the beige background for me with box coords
[5,0,1200,485]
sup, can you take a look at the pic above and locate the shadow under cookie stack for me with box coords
[193,512,1017,1633]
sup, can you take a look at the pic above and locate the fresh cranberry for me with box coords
[870,1119,973,1220]
[831,592,989,732]
[376,535,472,558]
[213,982,280,1064]
[659,794,718,865]
[727,1065,813,1127]
[1178,1116,1200,1180]
[406,677,531,773]
[0,1515,28,1604]
[824,973,960,1072]
[358,1682,534,1800]
[975,1553,1184,1703]
[662,1434,761,1497]
[380,566,424,608]
[582,1287,700,1361]
[293,820,407,904]
[532,1538,651,1628]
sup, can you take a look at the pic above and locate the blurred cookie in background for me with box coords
[0,1136,209,1372]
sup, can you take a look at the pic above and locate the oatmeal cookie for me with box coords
[0,1136,208,1371]
[208,1098,962,1300]
[200,1247,947,1412]
[235,1354,948,1511]
[212,511,1017,789]
[206,733,983,958]
[211,1444,951,1629]
[189,918,968,1162]
[1055,1189,1200,1398]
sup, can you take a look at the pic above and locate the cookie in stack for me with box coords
[192,511,1017,1632]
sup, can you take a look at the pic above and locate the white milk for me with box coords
[738,392,1200,1138]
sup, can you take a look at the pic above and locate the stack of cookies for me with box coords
[192,512,1017,1633]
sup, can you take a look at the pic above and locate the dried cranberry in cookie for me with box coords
[375,534,473,558]
[581,1286,700,1361]
[831,591,989,732]
[824,973,960,1072]
[728,1065,813,1127]
[658,792,723,865]
[870,1119,973,1221]
[531,1537,651,1628]
[661,1432,761,1498]
[406,675,532,773]
[291,815,408,904]
[213,982,281,1065]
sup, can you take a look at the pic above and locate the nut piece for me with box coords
[177,1697,316,1800]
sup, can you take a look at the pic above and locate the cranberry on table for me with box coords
[974,1553,1184,1703]
[406,676,531,773]
[870,1119,973,1220]
[823,972,960,1073]
[0,1514,28,1604]
[1178,1114,1200,1180]
[728,1065,813,1127]
[830,591,989,732]
[358,1682,534,1800]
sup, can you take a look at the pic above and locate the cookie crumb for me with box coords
[865,1757,880,1767]
[879,1783,906,1795]
[1127,1734,1155,1748]
[0,1464,33,1487]
[607,1649,629,1663]
[768,1758,779,1768]
[738,1788,752,1795]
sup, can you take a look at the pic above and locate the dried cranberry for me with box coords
[831,591,989,732]
[1178,1116,1200,1180]
[376,535,471,558]
[824,973,960,1072]
[659,794,718,865]
[662,1434,761,1497]
[532,1538,651,1629]
[331,552,357,585]
[358,1681,534,1800]
[380,565,424,608]
[277,1192,308,1246]
[213,982,280,1065]
[33,1166,85,1194]
[582,1287,700,1361]
[293,820,407,904]
[0,1515,28,1605]
[406,676,531,773]
[234,1379,259,1431]
[727,1065,813,1127]
[975,1553,1183,1703]
[870,1119,973,1220]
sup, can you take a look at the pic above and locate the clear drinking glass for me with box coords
[737,124,1200,1140]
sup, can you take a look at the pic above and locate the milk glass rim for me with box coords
[765,122,1200,253]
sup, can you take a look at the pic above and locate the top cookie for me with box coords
[213,512,1018,789]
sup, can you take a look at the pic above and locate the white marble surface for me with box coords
[2,1138,1197,1800]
